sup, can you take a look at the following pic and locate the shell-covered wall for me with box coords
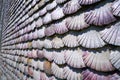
[0,0,120,80]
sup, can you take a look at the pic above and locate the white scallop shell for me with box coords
[52,51,65,65]
[43,13,52,24]
[63,66,82,80]
[43,49,53,61]
[37,60,44,70]
[31,59,38,69]
[83,50,115,72]
[52,37,64,49]
[77,30,106,48]
[62,34,78,47]
[112,0,120,17]
[110,50,120,71]
[63,0,81,14]
[35,17,43,28]
[55,0,67,4]
[100,22,120,46]
[45,25,55,36]
[54,20,68,34]
[66,14,89,30]
[51,62,64,79]
[39,7,47,16]
[51,7,64,20]
[33,12,39,19]
[37,50,44,59]
[78,0,100,5]
[36,40,44,49]
[64,50,85,68]
[85,3,116,26]
[46,1,57,11]
[31,49,38,58]
[40,72,49,80]
[33,70,40,80]
[43,39,53,49]
[37,27,45,38]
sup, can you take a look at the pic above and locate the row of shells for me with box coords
[0,53,120,80]
[1,48,120,72]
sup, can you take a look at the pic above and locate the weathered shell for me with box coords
[77,30,106,48]
[46,1,57,11]
[78,0,101,5]
[43,13,52,24]
[112,0,120,16]
[45,25,55,36]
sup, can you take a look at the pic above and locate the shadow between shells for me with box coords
[1,0,120,80]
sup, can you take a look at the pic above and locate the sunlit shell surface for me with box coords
[51,62,64,79]
[62,34,79,47]
[40,72,49,80]
[85,3,116,26]
[110,50,120,71]
[78,0,101,5]
[39,7,47,16]
[100,22,120,46]
[52,51,65,65]
[83,50,115,72]
[54,20,68,34]
[43,13,52,24]
[33,70,40,80]
[82,69,120,80]
[52,37,64,49]
[43,39,53,49]
[46,1,57,11]
[37,60,44,71]
[35,17,43,28]
[45,25,55,36]
[63,66,82,80]
[55,0,68,4]
[77,30,106,48]
[63,0,81,15]
[43,49,53,61]
[112,0,120,16]
[37,27,45,38]
[64,50,85,68]
[66,14,89,30]
[51,7,65,20]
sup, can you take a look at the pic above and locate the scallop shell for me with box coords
[85,3,116,26]
[31,49,38,58]
[51,62,64,79]
[55,0,67,4]
[110,50,120,71]
[35,17,43,28]
[37,60,44,71]
[31,59,38,69]
[52,37,64,49]
[49,76,57,80]
[45,25,55,36]
[39,7,47,16]
[62,34,78,47]
[37,50,44,59]
[43,13,52,24]
[46,1,57,11]
[51,7,64,20]
[54,20,68,34]
[43,60,52,75]
[82,69,120,80]
[64,50,85,68]
[36,40,44,49]
[43,49,53,61]
[77,30,106,48]
[83,50,115,72]
[43,39,53,49]
[37,27,45,38]
[63,66,82,80]
[78,0,100,5]
[66,14,89,30]
[100,22,120,46]
[112,0,120,17]
[28,67,33,76]
[52,51,65,65]
[63,0,81,15]
[33,70,40,80]
[40,72,49,80]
